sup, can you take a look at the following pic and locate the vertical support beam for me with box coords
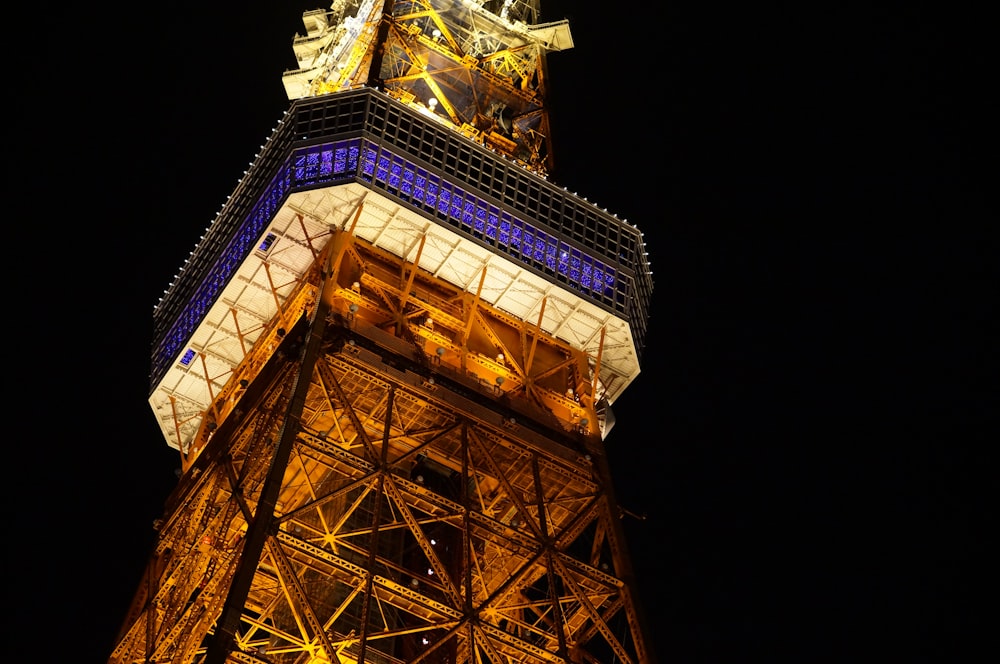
[357,471,386,664]
[525,296,547,378]
[168,395,186,468]
[396,233,427,335]
[198,352,217,408]
[229,307,248,356]
[357,385,393,664]
[262,262,282,313]
[399,233,427,306]
[295,212,322,262]
[203,242,342,663]
[461,266,488,370]
[590,326,606,405]
[533,457,569,660]
[327,203,364,295]
[460,422,473,615]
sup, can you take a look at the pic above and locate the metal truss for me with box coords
[111,230,651,663]
[284,0,572,175]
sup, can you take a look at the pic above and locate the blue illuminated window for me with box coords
[257,233,276,254]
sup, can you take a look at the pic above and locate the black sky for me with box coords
[17,2,987,662]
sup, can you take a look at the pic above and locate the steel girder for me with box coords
[111,231,651,664]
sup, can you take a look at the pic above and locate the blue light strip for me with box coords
[354,146,616,296]
[154,137,617,380]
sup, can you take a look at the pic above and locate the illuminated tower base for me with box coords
[111,3,654,663]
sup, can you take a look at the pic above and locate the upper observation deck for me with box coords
[150,88,652,453]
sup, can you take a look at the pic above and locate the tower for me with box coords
[110,1,655,662]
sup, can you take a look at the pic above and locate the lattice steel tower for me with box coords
[110,1,655,662]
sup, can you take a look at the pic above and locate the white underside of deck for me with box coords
[150,182,639,452]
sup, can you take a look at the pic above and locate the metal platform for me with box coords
[149,88,652,456]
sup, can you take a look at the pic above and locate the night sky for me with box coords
[16,2,986,662]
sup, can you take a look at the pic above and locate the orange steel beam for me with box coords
[524,296,547,378]
[460,266,488,369]
[260,261,283,313]
[197,352,217,408]
[590,326,606,408]
[295,212,324,262]
[228,307,249,356]
[168,395,185,468]
[398,233,427,313]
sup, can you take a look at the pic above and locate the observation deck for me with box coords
[150,88,653,455]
